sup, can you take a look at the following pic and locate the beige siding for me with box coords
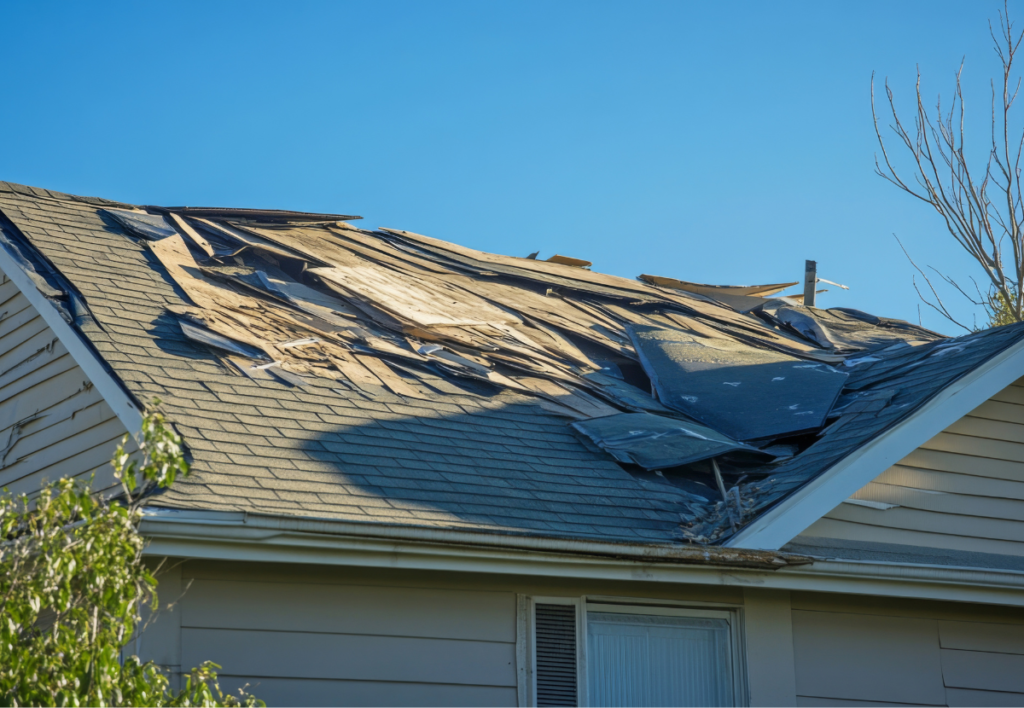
[209,679,514,708]
[180,578,516,641]
[791,592,1024,707]
[172,565,519,707]
[0,268,131,496]
[143,560,745,707]
[742,589,797,707]
[182,628,515,683]
[136,560,1024,708]
[801,375,1024,556]
[792,610,946,705]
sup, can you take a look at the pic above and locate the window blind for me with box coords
[587,612,733,707]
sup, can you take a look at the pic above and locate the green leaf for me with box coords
[0,400,258,707]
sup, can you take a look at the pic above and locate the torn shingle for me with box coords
[572,412,775,470]
[1,178,1022,549]
[101,209,177,241]
[626,324,848,441]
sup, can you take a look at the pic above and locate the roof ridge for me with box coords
[0,180,135,209]
[1,182,1018,550]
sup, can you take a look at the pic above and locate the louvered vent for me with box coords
[535,603,578,707]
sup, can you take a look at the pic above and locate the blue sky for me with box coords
[1,0,1019,333]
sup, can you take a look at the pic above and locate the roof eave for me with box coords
[139,506,1024,607]
[139,506,806,571]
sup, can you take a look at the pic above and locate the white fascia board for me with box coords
[140,510,1024,607]
[0,246,143,436]
[727,336,1024,551]
[140,508,800,570]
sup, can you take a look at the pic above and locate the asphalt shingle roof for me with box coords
[1,180,1022,546]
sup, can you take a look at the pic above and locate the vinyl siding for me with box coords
[136,560,1024,708]
[800,375,1024,556]
[791,593,1024,707]
[141,560,744,707]
[0,267,132,496]
[171,565,519,707]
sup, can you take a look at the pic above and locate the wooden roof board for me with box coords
[639,274,799,297]
[309,264,522,328]
[545,254,592,268]
[9,180,1024,551]
[381,228,695,303]
[195,219,326,265]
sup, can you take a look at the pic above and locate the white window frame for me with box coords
[525,595,747,707]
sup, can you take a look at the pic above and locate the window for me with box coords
[530,599,742,707]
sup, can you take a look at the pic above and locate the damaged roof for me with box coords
[1,179,1023,547]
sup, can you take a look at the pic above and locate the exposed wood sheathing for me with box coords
[1,180,1023,548]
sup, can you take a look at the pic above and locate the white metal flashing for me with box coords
[726,335,1024,551]
[140,509,1024,607]
[0,246,143,436]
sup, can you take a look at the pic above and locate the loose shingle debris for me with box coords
[4,180,1024,546]
[97,206,942,539]
[626,325,848,440]
[572,412,774,470]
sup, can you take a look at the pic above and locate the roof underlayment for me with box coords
[1,180,1023,547]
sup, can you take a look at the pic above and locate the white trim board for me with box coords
[0,245,143,436]
[727,336,1024,551]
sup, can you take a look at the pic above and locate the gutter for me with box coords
[140,508,1024,607]
[140,507,806,570]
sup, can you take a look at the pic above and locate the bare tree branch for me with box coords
[873,0,1024,328]
[894,234,974,332]
[929,266,986,306]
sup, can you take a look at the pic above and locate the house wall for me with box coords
[800,375,1024,556]
[0,266,131,496]
[176,563,519,707]
[141,559,745,707]
[791,592,1024,707]
[136,558,1024,707]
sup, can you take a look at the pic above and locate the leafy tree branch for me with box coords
[0,400,262,707]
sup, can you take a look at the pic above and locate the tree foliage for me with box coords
[0,402,261,707]
[988,288,1020,326]
[873,1,1024,330]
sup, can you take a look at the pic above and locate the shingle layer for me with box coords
[1,180,1021,546]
